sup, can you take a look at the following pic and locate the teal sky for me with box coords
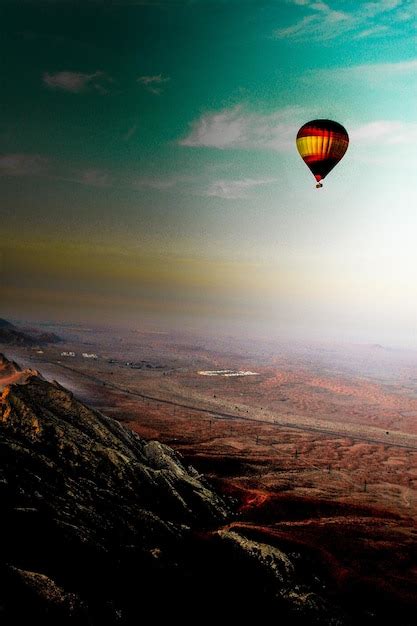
[1,1,417,344]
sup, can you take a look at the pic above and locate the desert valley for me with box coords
[2,318,417,623]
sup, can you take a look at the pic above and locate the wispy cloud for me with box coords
[0,154,114,188]
[131,177,178,190]
[130,175,190,190]
[0,152,193,192]
[180,102,417,168]
[50,167,113,188]
[276,0,410,41]
[304,58,417,84]
[0,153,49,176]
[77,169,112,187]
[361,0,403,18]
[43,70,111,94]
[122,124,138,141]
[137,74,170,94]
[275,1,351,40]
[67,168,187,191]
[353,25,389,39]
[204,178,277,200]
[180,105,307,151]
[351,120,417,145]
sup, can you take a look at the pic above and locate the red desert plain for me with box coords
[3,324,417,614]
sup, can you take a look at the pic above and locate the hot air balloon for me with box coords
[296,119,349,188]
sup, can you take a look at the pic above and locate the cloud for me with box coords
[362,0,402,18]
[0,155,111,187]
[123,124,138,141]
[77,169,112,187]
[353,25,389,39]
[275,15,318,39]
[0,153,49,176]
[277,0,411,41]
[351,120,417,145]
[53,167,113,187]
[131,177,178,190]
[180,102,417,171]
[137,74,170,94]
[305,58,417,84]
[204,178,277,200]
[0,151,192,192]
[276,1,351,40]
[130,175,191,190]
[180,105,307,151]
[43,71,111,93]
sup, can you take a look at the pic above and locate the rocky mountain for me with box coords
[0,353,38,389]
[0,354,351,625]
[0,318,60,346]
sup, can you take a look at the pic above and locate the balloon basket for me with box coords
[315,182,323,189]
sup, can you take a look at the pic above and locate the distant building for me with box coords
[82,353,98,359]
[61,351,76,357]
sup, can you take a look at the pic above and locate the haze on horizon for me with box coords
[1,1,417,347]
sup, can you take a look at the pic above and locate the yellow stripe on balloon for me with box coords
[323,134,329,155]
[296,136,311,157]
[297,135,347,159]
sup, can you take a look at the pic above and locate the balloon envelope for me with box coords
[296,119,349,184]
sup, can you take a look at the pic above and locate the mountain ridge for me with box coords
[0,318,60,346]
[0,353,355,624]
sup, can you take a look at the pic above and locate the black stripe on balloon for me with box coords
[297,119,349,141]
[303,157,341,180]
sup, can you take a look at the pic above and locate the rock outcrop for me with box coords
[0,354,350,625]
[0,318,60,346]
[0,355,232,623]
[0,353,39,389]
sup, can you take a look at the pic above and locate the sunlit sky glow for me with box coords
[1,0,417,345]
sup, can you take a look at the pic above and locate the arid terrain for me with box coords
[3,320,417,620]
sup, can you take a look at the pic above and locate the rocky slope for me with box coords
[0,318,60,346]
[0,353,38,389]
[0,354,352,625]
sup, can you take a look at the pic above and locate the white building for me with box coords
[82,353,98,359]
[61,351,76,357]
